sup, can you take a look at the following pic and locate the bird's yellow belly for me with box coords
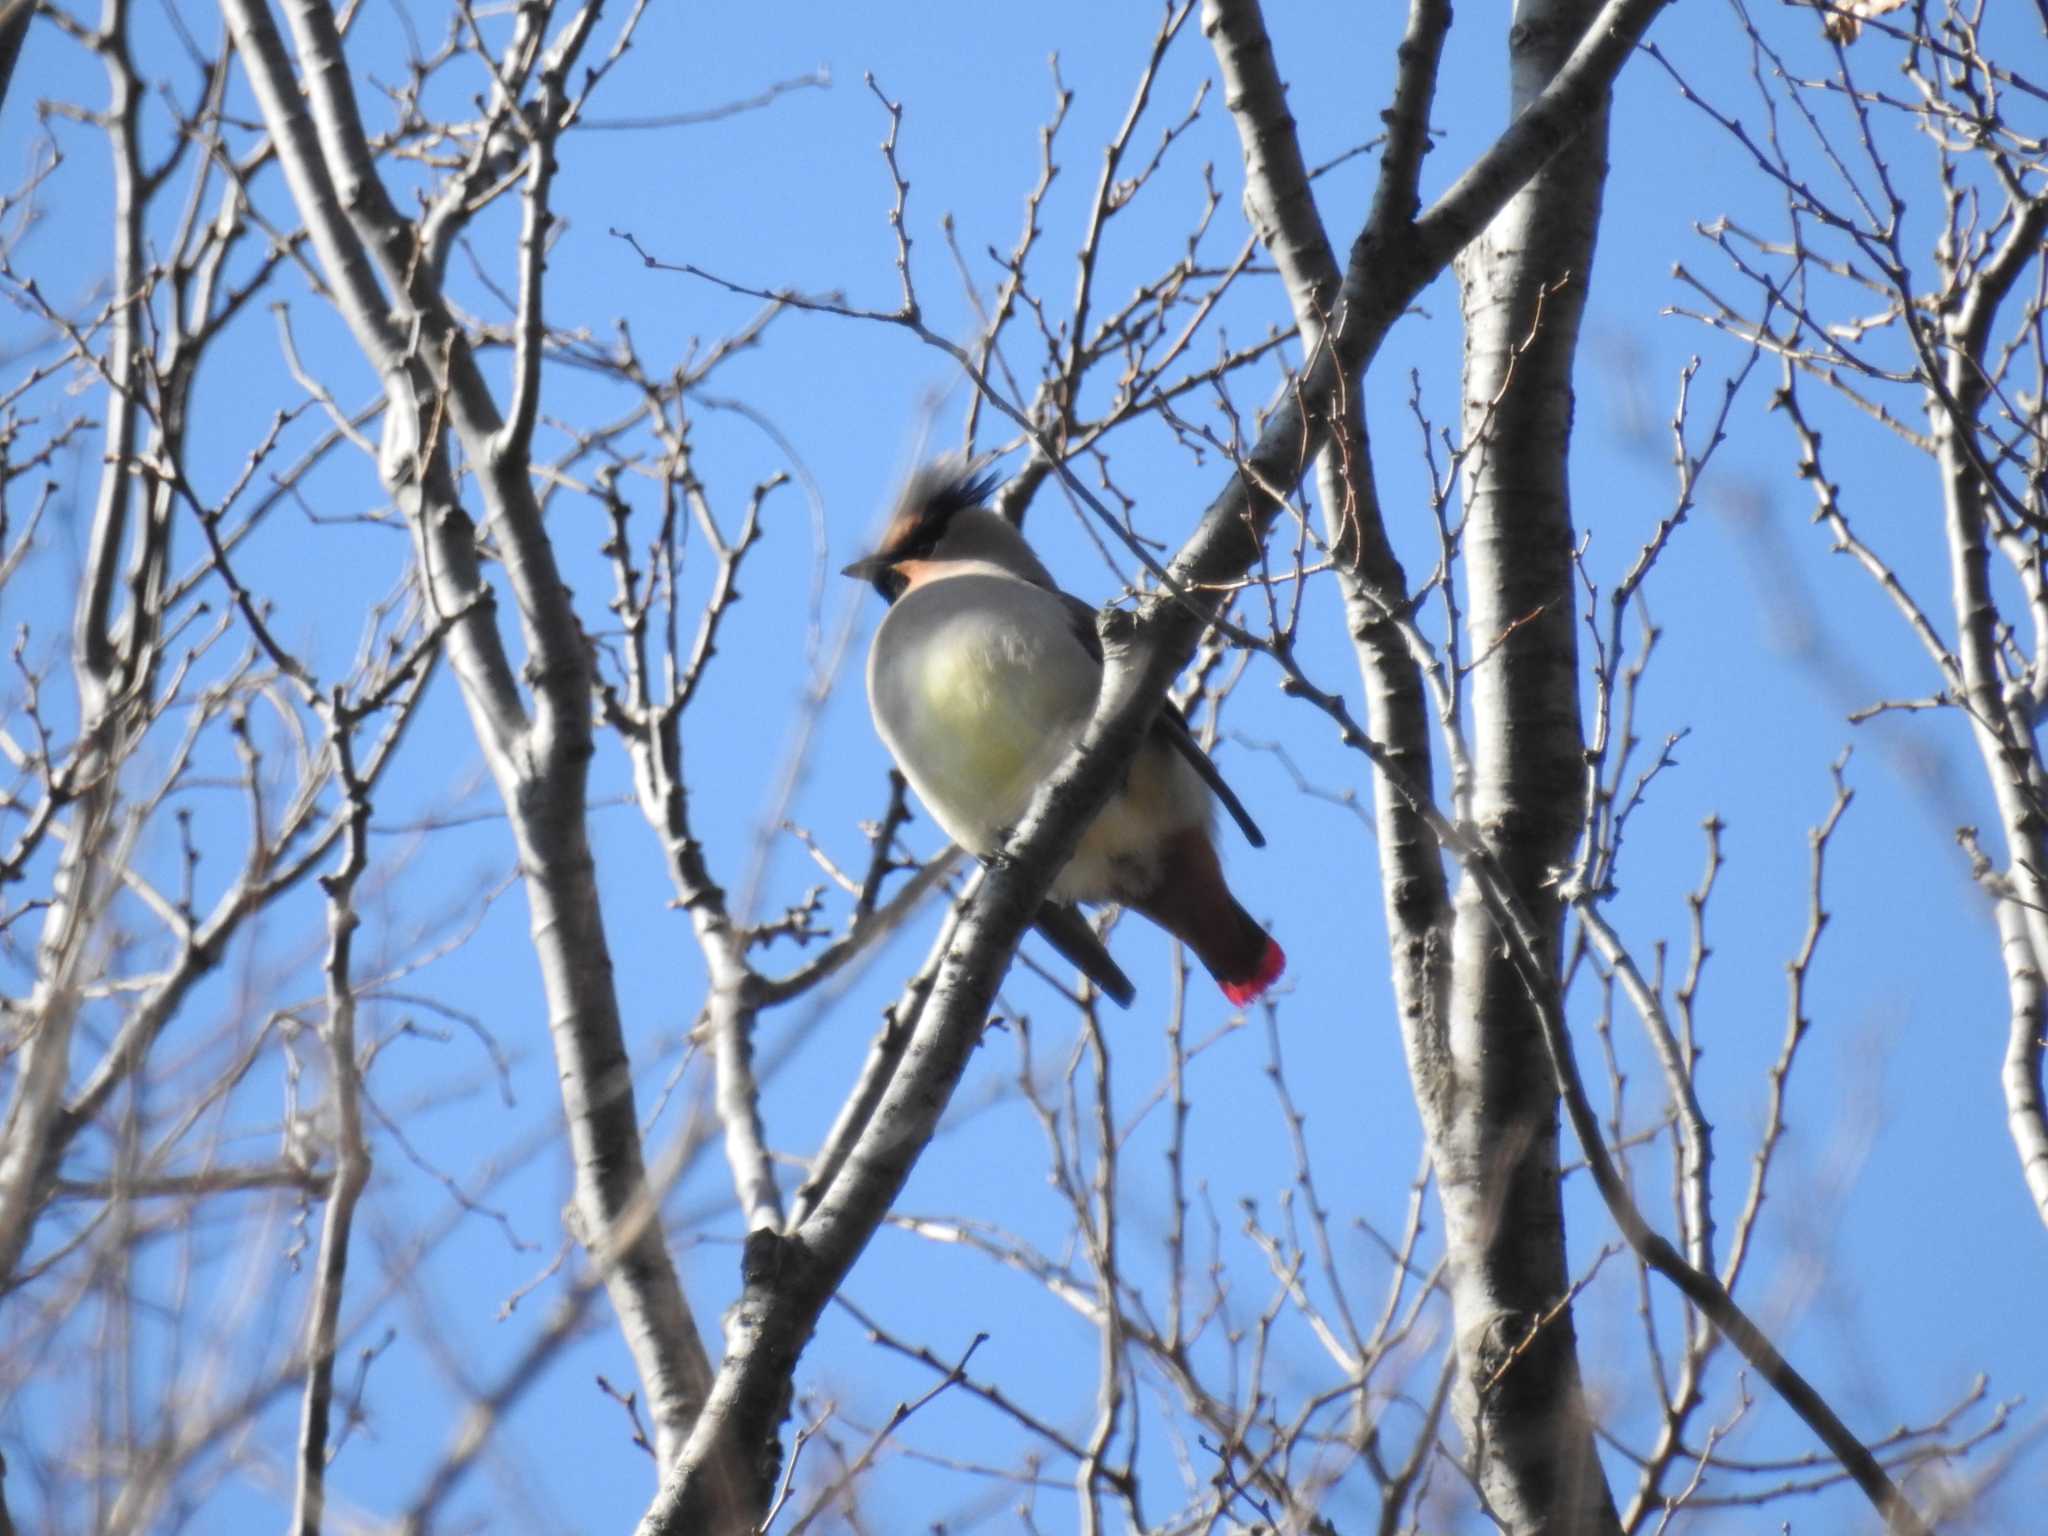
[879,628,1084,852]
[869,576,1205,893]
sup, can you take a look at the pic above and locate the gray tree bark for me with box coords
[1927,197,2048,1227]
[1207,0,1620,1523]
[1443,1,1619,1527]
[218,0,722,1475]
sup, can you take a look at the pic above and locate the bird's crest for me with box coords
[877,455,1003,560]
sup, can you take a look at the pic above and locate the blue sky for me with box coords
[2,0,2039,1530]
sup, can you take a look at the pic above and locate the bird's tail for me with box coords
[1034,901,1137,1008]
[1134,829,1285,1006]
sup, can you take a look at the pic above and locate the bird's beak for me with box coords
[841,554,892,582]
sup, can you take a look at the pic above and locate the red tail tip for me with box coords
[1220,936,1286,1007]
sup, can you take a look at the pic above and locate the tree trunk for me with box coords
[1439,0,1619,1527]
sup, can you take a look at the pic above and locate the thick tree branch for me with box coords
[222,0,712,1468]
[1442,0,1620,1519]
[1200,0,1453,1089]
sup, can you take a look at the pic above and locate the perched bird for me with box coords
[844,459,1284,1008]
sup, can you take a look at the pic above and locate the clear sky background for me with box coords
[3,0,2040,1531]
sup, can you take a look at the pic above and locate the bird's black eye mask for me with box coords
[849,461,1004,603]
[842,543,922,602]
[851,525,937,603]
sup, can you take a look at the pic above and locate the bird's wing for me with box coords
[1055,591,1266,849]
[1156,701,1264,847]
[1033,900,1136,1008]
